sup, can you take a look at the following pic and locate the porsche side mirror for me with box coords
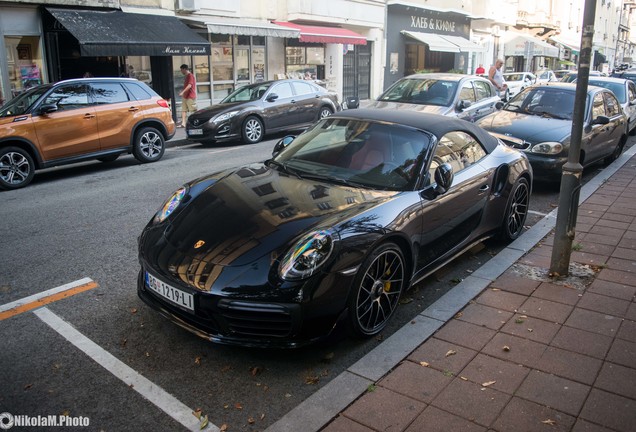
[434,163,454,195]
[266,94,279,102]
[345,96,359,109]
[591,115,610,125]
[272,135,295,157]
[495,101,504,110]
[38,104,58,115]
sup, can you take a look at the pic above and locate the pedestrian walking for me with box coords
[179,64,197,127]
[488,59,508,97]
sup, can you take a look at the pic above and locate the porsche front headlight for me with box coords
[154,186,187,223]
[531,141,564,155]
[279,229,337,281]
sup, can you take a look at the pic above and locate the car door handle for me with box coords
[479,185,490,193]
[128,107,140,112]
[291,100,297,103]
[83,113,95,119]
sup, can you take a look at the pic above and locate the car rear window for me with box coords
[123,82,153,101]
[91,83,130,104]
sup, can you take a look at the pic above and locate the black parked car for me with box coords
[477,82,627,182]
[186,79,341,144]
[367,73,502,122]
[138,109,532,348]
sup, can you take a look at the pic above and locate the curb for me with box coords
[264,144,636,432]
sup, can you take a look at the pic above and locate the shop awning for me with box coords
[401,31,460,53]
[437,35,486,52]
[273,21,366,45]
[181,16,300,38]
[549,36,581,55]
[46,7,210,56]
[503,33,558,58]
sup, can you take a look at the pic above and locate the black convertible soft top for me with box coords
[335,108,501,153]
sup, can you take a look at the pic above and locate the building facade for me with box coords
[2,0,636,110]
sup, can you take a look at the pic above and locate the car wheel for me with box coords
[242,116,263,144]
[97,154,120,163]
[499,177,530,241]
[133,127,165,163]
[319,106,333,119]
[347,242,406,338]
[604,136,626,165]
[0,147,35,190]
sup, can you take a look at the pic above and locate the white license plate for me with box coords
[145,272,194,311]
[188,129,203,136]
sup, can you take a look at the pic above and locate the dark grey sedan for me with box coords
[477,82,627,182]
[186,79,341,144]
[367,73,502,122]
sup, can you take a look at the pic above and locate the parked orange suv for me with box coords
[0,77,175,190]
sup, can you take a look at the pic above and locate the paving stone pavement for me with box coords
[320,156,636,432]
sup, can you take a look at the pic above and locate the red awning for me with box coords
[273,21,366,45]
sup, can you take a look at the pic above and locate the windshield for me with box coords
[272,118,432,191]
[221,83,272,103]
[505,87,577,120]
[504,74,526,81]
[378,78,457,107]
[0,86,50,117]
[561,73,577,83]
[588,81,626,103]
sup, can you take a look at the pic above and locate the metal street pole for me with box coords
[550,0,597,277]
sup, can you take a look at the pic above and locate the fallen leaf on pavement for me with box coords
[482,381,496,387]
[24,384,32,390]
[234,402,243,410]
[199,415,208,430]
[419,361,429,367]
[454,312,463,319]
[542,419,557,425]
[130,308,138,314]
[194,356,202,366]
[503,345,511,352]
[250,366,262,376]
[445,350,457,357]
[247,417,255,424]
[192,408,202,419]
[460,376,468,381]
[305,375,320,385]
[220,424,228,432]
[260,413,265,420]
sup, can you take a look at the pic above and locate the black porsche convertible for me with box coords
[137,109,532,348]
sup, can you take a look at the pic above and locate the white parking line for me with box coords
[528,210,549,217]
[33,307,218,432]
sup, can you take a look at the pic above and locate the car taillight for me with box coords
[157,99,169,108]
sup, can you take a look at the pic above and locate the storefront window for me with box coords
[194,55,210,83]
[306,48,325,65]
[252,47,265,82]
[285,45,325,80]
[213,83,233,100]
[212,46,233,81]
[5,36,44,97]
[122,56,152,84]
[236,48,250,81]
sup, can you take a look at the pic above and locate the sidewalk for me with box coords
[266,148,636,432]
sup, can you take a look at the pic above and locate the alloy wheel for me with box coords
[245,119,262,142]
[140,130,163,159]
[505,179,529,239]
[354,248,404,335]
[0,151,31,186]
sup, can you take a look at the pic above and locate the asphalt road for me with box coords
[1,135,632,431]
